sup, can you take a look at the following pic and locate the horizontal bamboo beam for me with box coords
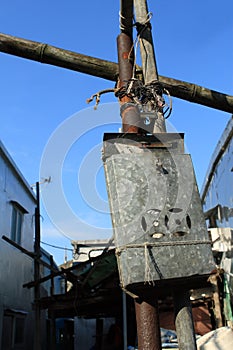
[2,234,57,273]
[0,33,117,81]
[0,33,232,114]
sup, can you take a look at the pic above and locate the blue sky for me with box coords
[0,0,233,264]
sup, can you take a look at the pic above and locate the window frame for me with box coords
[1,309,27,349]
[10,201,28,245]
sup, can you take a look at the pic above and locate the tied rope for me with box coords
[116,240,212,284]
[87,12,172,119]
[115,240,212,253]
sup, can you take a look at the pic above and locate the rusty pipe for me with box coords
[120,103,141,133]
[120,0,134,37]
[135,295,162,350]
[117,32,140,133]
[117,32,134,95]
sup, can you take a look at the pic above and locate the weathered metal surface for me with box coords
[103,133,214,289]
[135,296,162,350]
[103,133,185,159]
[120,103,141,133]
[120,0,134,37]
[117,33,134,92]
[117,31,138,132]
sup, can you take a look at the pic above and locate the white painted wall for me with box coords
[0,143,36,350]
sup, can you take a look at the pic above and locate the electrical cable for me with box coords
[40,240,73,251]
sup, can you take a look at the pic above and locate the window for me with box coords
[11,205,23,244]
[1,309,27,349]
[10,201,28,245]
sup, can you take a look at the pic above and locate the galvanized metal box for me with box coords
[103,133,214,289]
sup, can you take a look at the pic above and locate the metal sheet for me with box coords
[103,134,214,288]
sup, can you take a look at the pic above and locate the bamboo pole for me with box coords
[173,289,197,350]
[0,33,232,114]
[133,0,159,83]
[133,0,166,134]
[2,235,58,273]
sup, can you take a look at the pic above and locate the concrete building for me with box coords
[0,140,37,349]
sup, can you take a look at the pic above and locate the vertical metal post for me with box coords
[120,0,133,37]
[118,0,133,94]
[118,0,140,133]
[34,181,41,350]
[173,289,197,350]
[50,255,54,296]
[117,2,162,349]
[49,255,56,350]
[122,291,128,350]
[117,32,140,133]
[135,295,162,350]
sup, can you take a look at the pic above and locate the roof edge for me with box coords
[201,115,233,202]
[0,140,36,202]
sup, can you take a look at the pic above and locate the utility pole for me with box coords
[117,0,139,133]
[134,2,197,347]
[0,2,218,348]
[117,3,162,347]
[103,1,214,350]
[34,181,41,350]
[132,1,163,348]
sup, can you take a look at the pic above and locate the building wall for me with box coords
[202,128,233,229]
[201,117,233,306]
[74,317,116,350]
[0,143,36,350]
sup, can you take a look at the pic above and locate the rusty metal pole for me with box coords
[118,0,140,133]
[130,1,164,349]
[134,296,161,350]
[135,295,162,350]
[117,2,162,350]
[117,32,141,133]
